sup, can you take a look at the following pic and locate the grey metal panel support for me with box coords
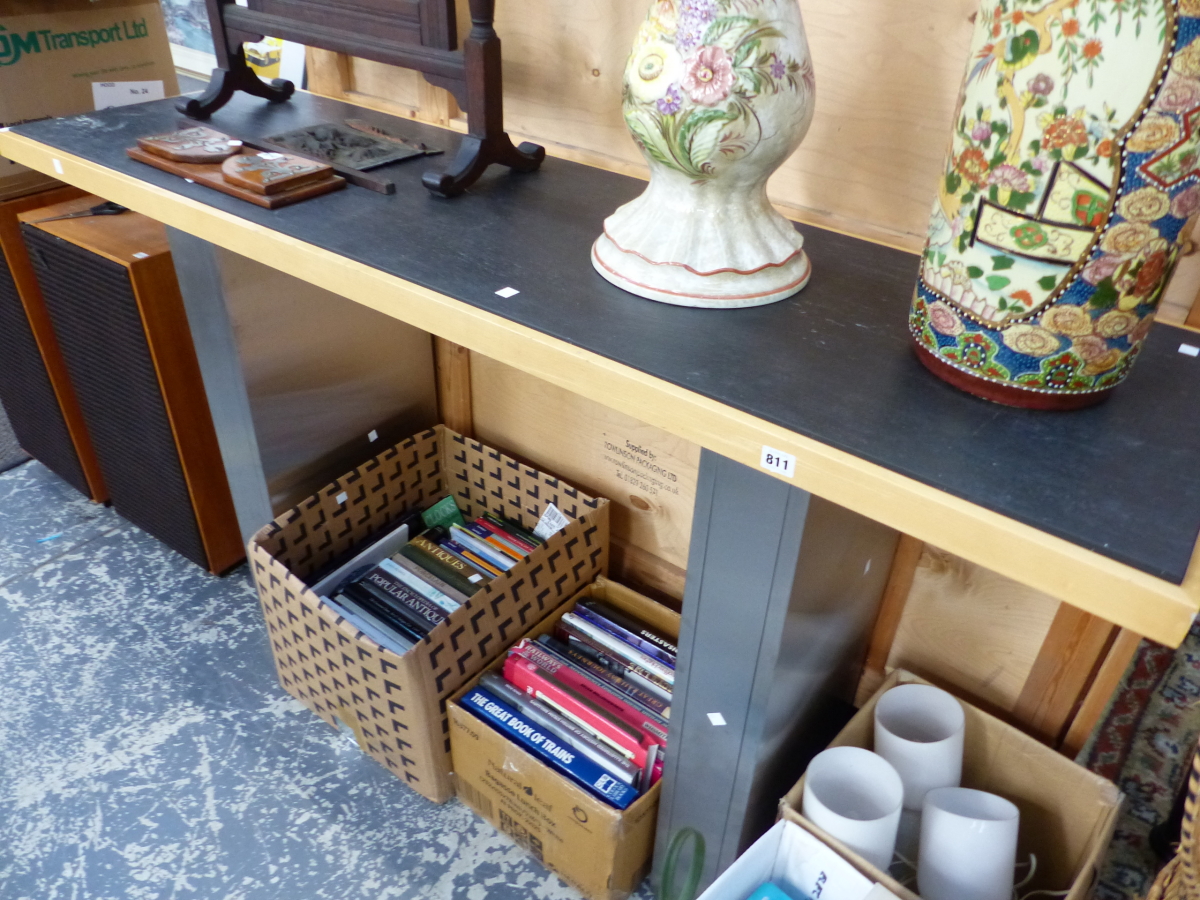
[653,449,900,894]
[167,226,273,544]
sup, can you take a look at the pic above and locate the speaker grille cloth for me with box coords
[23,226,208,567]
[0,239,89,495]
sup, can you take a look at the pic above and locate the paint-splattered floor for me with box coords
[0,460,609,900]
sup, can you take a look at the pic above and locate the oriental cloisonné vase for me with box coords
[592,0,816,307]
[912,0,1195,409]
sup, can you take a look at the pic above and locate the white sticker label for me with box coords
[760,445,796,478]
[468,574,483,583]
[132,252,149,259]
[1180,343,1199,357]
[495,286,520,298]
[533,503,570,540]
[258,152,284,160]
[335,492,348,504]
[91,80,165,111]
[368,429,378,442]
[707,712,727,726]
[52,159,63,174]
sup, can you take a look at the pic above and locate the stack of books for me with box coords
[460,597,677,810]
[320,497,544,656]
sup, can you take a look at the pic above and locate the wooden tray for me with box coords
[126,146,345,208]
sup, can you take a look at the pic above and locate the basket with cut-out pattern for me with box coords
[249,425,609,803]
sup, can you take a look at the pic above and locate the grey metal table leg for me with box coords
[166,227,273,544]
[653,449,900,895]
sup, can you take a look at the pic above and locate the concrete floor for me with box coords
[0,460,598,900]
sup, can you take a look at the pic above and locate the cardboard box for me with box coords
[695,819,899,900]
[780,670,1123,900]
[249,426,610,804]
[449,577,680,900]
[0,0,179,199]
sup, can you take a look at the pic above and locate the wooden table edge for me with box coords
[4,130,1194,646]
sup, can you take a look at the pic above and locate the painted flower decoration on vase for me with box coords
[1127,113,1180,153]
[1171,184,1200,219]
[631,41,685,104]
[1028,73,1054,96]
[1154,74,1200,113]
[683,45,735,105]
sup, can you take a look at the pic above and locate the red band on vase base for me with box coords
[912,339,1113,411]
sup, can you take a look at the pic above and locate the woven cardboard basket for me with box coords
[249,425,610,803]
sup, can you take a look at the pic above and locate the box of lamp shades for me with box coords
[448,576,680,900]
[779,670,1122,900]
[248,425,610,804]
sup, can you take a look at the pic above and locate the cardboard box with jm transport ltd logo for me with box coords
[0,0,178,199]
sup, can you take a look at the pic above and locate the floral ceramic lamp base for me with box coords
[596,0,816,309]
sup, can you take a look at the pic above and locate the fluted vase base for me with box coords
[591,235,811,309]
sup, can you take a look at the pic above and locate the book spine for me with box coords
[349,581,436,638]
[386,553,471,607]
[439,538,505,577]
[341,584,426,644]
[360,567,449,629]
[480,673,641,787]
[559,613,675,687]
[449,525,517,570]
[461,687,637,809]
[464,521,528,561]
[376,557,462,613]
[536,634,671,719]
[503,654,654,768]
[399,540,486,596]
[322,593,414,655]
[580,599,679,657]
[573,605,676,669]
[416,532,496,583]
[559,630,673,699]
[481,513,543,550]
[511,640,668,742]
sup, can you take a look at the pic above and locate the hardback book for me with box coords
[511,639,669,736]
[397,536,488,596]
[376,557,462,613]
[558,633,673,703]
[461,686,638,810]
[558,612,675,688]
[437,534,505,577]
[480,673,641,788]
[578,598,678,658]
[535,634,670,719]
[341,582,428,643]
[359,566,449,629]
[480,512,543,551]
[323,592,415,656]
[385,552,471,607]
[464,521,528,560]
[503,652,661,770]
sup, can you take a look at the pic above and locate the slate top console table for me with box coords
[4,90,1199,888]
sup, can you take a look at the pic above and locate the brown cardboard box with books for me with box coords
[0,0,178,200]
[449,576,680,900]
[249,426,610,804]
[780,669,1122,900]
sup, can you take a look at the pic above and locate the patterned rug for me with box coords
[1078,617,1200,900]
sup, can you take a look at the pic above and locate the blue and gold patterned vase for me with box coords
[911,0,1196,409]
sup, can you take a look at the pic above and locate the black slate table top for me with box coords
[13,91,1200,584]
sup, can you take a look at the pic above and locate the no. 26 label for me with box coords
[760,445,796,477]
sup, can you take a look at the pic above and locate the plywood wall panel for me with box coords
[470,352,699,601]
[886,544,1060,713]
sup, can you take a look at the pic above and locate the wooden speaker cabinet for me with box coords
[20,196,243,574]
[0,186,107,500]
